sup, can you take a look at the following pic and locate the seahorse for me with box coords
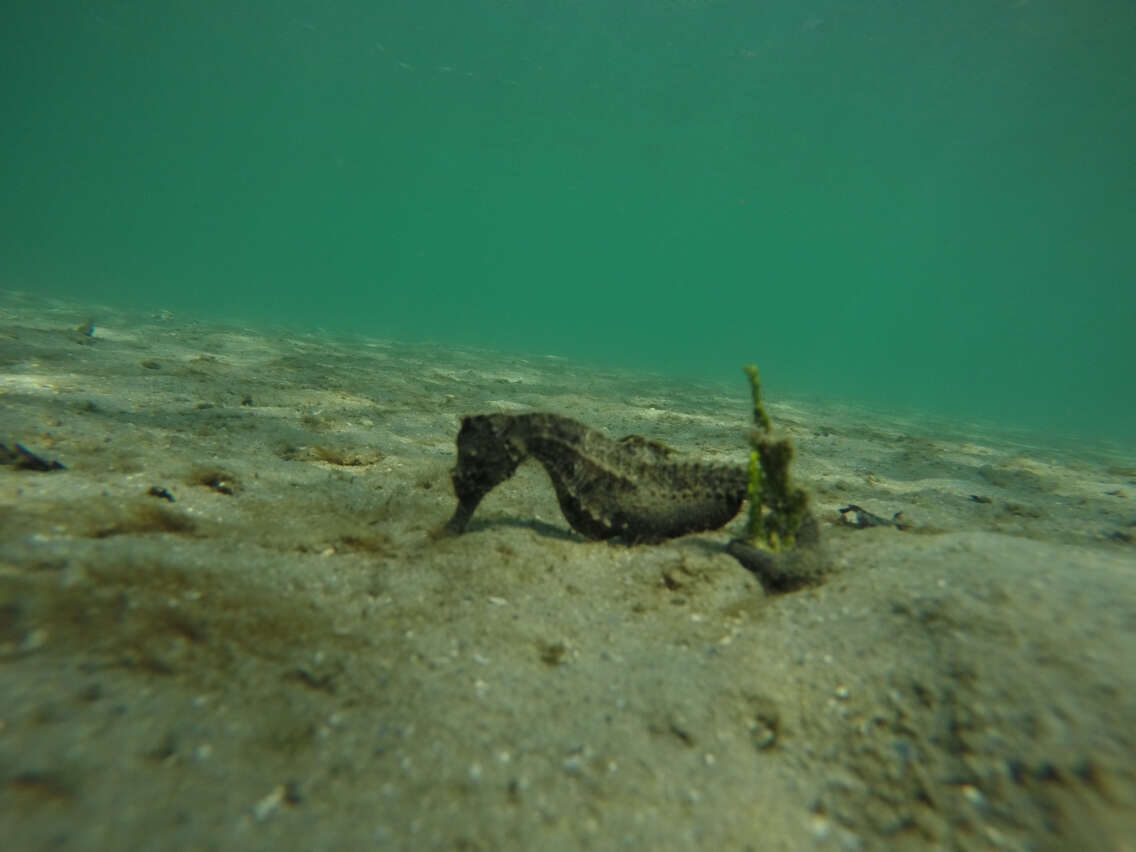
[442,413,749,543]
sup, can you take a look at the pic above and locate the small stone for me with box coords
[810,813,832,839]
[252,785,286,821]
[20,628,48,652]
[752,726,777,750]
[961,784,987,807]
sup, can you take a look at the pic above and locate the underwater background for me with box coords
[3,0,1133,447]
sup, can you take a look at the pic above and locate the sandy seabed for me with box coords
[1,290,1134,851]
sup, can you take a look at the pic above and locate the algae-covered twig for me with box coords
[728,366,827,592]
[741,365,809,551]
[744,364,773,433]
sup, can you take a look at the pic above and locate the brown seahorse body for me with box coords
[443,413,749,543]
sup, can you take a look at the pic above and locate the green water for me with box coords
[3,1,1133,447]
